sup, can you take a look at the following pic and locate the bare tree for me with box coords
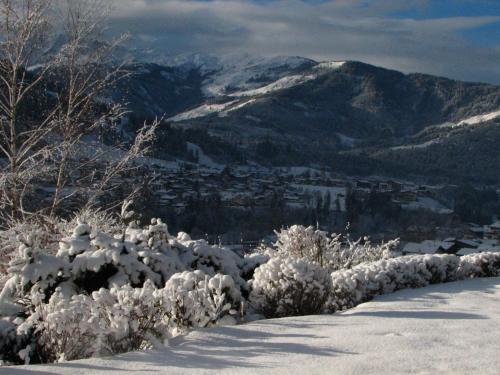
[0,0,158,225]
[48,0,130,215]
[0,0,56,221]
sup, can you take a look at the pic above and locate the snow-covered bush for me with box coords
[327,236,399,272]
[0,317,26,365]
[0,216,253,364]
[15,271,241,364]
[20,289,99,363]
[90,280,171,355]
[458,252,500,278]
[249,257,331,318]
[270,225,397,272]
[0,221,60,279]
[328,254,472,312]
[247,227,398,318]
[165,270,241,331]
[58,220,175,292]
[174,235,247,290]
[0,210,122,279]
[0,237,68,315]
[274,225,331,265]
[240,252,270,281]
[18,280,171,363]
[0,217,248,312]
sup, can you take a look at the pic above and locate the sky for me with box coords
[110,0,500,84]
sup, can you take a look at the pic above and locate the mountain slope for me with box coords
[109,56,500,183]
[169,60,499,139]
[369,118,500,184]
[112,55,316,119]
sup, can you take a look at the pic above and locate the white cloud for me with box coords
[109,0,500,84]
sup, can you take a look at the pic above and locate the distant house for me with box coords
[394,190,418,203]
[402,240,443,255]
[388,181,403,192]
[378,182,392,193]
[403,237,499,257]
[488,221,500,241]
[468,223,486,239]
[356,180,373,189]
[436,239,478,255]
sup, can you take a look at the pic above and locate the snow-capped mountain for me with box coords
[109,54,316,118]
[89,54,500,183]
[130,52,316,97]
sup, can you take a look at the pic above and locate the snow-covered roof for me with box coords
[402,240,443,254]
[490,221,500,229]
[401,197,453,214]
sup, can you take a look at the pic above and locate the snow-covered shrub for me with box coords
[0,317,26,365]
[1,216,249,309]
[0,216,254,364]
[60,223,150,291]
[19,280,172,363]
[274,225,331,266]
[0,217,248,314]
[89,280,171,355]
[12,269,242,364]
[328,254,461,312]
[19,289,99,363]
[458,252,500,278]
[0,210,122,279]
[270,225,397,272]
[66,208,122,235]
[249,257,331,318]
[125,219,184,284]
[240,252,270,281]
[328,252,500,312]
[173,235,247,290]
[327,236,399,272]
[0,220,60,278]
[0,237,68,315]
[165,270,241,331]
[56,219,186,293]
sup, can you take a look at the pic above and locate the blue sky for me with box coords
[111,0,500,84]
[390,0,500,46]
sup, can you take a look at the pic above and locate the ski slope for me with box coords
[9,277,500,375]
[457,109,500,126]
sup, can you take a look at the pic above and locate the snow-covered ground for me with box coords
[168,59,346,122]
[391,109,500,151]
[433,109,500,129]
[200,55,314,97]
[291,184,347,211]
[186,142,224,170]
[391,138,442,150]
[313,61,346,70]
[401,196,453,214]
[457,109,500,126]
[229,74,316,97]
[167,101,238,122]
[9,278,500,374]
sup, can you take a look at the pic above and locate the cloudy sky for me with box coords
[110,0,500,84]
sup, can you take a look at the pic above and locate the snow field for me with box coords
[8,277,500,375]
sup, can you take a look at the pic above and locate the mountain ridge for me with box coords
[109,54,500,183]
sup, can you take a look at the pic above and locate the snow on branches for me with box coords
[328,252,500,312]
[0,218,247,364]
[18,272,241,364]
[0,219,499,366]
[249,257,331,318]
[271,225,398,271]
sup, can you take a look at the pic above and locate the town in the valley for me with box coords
[64,151,500,256]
